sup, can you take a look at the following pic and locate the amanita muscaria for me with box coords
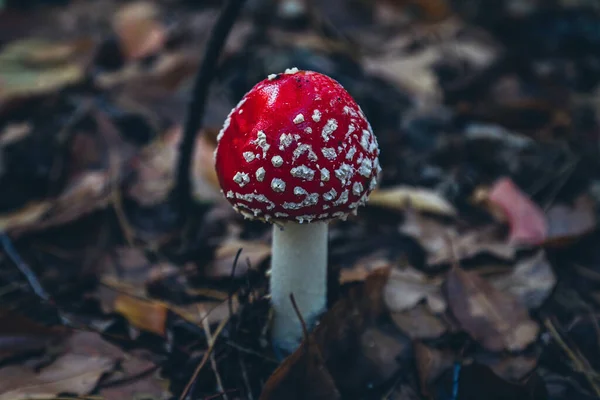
[214,68,381,353]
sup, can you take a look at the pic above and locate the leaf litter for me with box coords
[1,0,600,399]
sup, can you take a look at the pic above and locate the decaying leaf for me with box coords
[390,303,448,339]
[0,353,114,400]
[113,1,166,60]
[339,253,391,284]
[0,309,68,362]
[484,177,548,246]
[414,342,455,397]
[204,239,271,278]
[368,186,457,217]
[400,210,515,266]
[114,294,168,337]
[0,37,93,105]
[445,265,540,352]
[489,251,556,309]
[384,265,446,313]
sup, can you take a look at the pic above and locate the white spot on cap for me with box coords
[293,114,305,124]
[323,188,337,201]
[243,152,256,162]
[296,215,316,223]
[360,130,370,151]
[332,211,348,220]
[226,190,234,198]
[293,144,317,162]
[283,193,319,210]
[320,168,330,182]
[233,172,250,187]
[275,212,289,218]
[345,146,356,161]
[359,158,373,178]
[318,213,329,219]
[271,155,283,167]
[256,167,265,182]
[251,131,270,157]
[279,133,294,150]
[335,163,353,185]
[291,165,315,180]
[234,193,275,210]
[343,106,358,117]
[352,182,364,196]
[322,147,336,160]
[304,127,312,134]
[268,73,277,80]
[369,176,378,190]
[346,124,356,138]
[284,67,299,74]
[271,178,286,192]
[322,119,338,141]
[312,110,321,122]
[294,187,308,196]
[334,189,349,206]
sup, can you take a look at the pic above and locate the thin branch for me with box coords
[176,0,247,222]
[0,234,50,302]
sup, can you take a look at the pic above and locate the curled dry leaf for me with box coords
[489,251,556,309]
[400,209,515,266]
[445,265,540,352]
[484,177,547,246]
[0,353,114,400]
[368,186,457,217]
[113,1,166,61]
[384,265,446,313]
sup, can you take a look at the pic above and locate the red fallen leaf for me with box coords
[486,177,547,246]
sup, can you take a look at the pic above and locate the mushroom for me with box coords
[214,68,381,353]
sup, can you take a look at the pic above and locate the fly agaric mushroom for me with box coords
[214,68,381,353]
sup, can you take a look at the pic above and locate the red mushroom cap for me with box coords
[214,68,381,223]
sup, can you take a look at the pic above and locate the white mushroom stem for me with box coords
[270,221,327,353]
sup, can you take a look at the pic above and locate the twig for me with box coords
[228,248,243,318]
[202,314,228,400]
[176,0,247,223]
[544,318,600,397]
[0,234,50,302]
[290,294,309,342]
[180,315,231,400]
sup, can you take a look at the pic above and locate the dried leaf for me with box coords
[113,1,166,60]
[390,303,448,339]
[0,353,114,400]
[368,186,457,216]
[204,239,271,278]
[400,210,516,266]
[114,294,168,337]
[0,38,92,105]
[486,177,547,246]
[0,309,67,362]
[340,254,391,284]
[414,342,455,397]
[489,251,556,309]
[445,265,540,352]
[384,265,446,313]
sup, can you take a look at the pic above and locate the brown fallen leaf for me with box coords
[400,210,516,266]
[390,303,448,339]
[204,239,271,278]
[445,265,540,352]
[484,177,547,246]
[0,38,93,106]
[368,186,457,217]
[488,251,556,309]
[384,265,446,313]
[414,342,455,397]
[113,1,166,61]
[0,308,68,363]
[339,253,391,284]
[0,353,114,400]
